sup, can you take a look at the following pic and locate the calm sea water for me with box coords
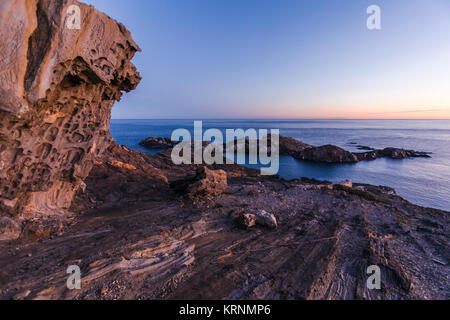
[110,119,450,211]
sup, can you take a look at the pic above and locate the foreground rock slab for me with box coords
[171,166,228,199]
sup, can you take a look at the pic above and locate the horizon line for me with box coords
[110,117,450,121]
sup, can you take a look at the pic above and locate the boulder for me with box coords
[295,145,359,163]
[237,210,277,229]
[172,166,227,199]
[20,218,64,242]
[0,0,141,219]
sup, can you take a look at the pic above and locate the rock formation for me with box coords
[171,166,228,199]
[141,134,430,164]
[0,0,141,229]
[0,144,447,300]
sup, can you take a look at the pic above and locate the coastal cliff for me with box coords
[0,0,448,300]
[0,0,140,231]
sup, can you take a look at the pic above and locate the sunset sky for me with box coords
[84,0,450,119]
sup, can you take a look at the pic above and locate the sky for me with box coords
[82,0,450,119]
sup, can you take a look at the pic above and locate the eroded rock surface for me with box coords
[171,166,228,199]
[0,0,141,227]
[139,137,176,150]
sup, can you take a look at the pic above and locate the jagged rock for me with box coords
[139,137,175,150]
[253,210,278,229]
[0,145,447,300]
[356,148,431,161]
[72,142,169,209]
[0,216,21,241]
[171,166,227,199]
[295,145,359,163]
[278,137,431,163]
[0,0,141,220]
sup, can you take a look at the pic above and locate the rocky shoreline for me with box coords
[0,142,448,300]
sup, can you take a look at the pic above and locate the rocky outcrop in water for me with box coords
[0,0,140,231]
[140,134,431,164]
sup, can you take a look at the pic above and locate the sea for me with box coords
[110,119,450,211]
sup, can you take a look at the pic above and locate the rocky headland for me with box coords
[0,0,448,300]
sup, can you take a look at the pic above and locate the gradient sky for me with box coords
[83,0,450,119]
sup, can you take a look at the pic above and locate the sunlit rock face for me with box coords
[0,0,141,220]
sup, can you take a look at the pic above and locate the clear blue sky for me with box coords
[83,0,450,119]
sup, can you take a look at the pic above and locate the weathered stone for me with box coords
[13,290,31,301]
[20,218,63,241]
[334,180,353,188]
[237,213,257,228]
[254,210,278,229]
[295,145,359,163]
[237,210,277,229]
[139,137,176,150]
[0,0,141,220]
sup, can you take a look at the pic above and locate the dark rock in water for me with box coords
[356,145,376,151]
[171,166,228,199]
[356,148,432,161]
[139,137,176,150]
[293,144,359,163]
